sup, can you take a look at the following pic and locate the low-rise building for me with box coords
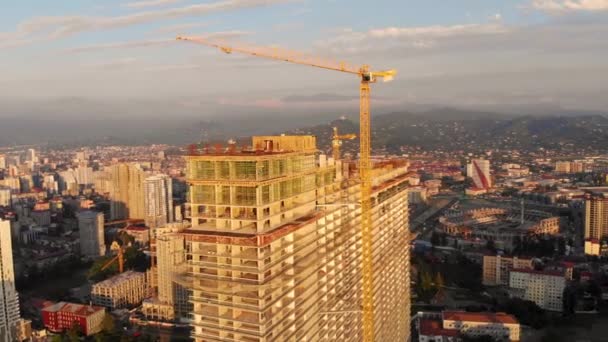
[509,269,566,311]
[416,311,520,342]
[91,271,147,310]
[41,302,105,336]
[483,255,533,286]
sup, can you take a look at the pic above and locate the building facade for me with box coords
[144,174,173,228]
[108,163,146,220]
[41,302,105,336]
[91,271,147,310]
[509,269,566,311]
[77,211,105,258]
[416,311,520,342]
[0,220,20,342]
[466,159,492,190]
[482,255,533,286]
[176,135,411,342]
[584,192,608,255]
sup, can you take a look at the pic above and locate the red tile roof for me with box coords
[419,319,459,337]
[442,311,518,325]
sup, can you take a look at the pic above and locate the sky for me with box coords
[1,0,608,119]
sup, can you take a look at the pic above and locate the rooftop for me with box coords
[42,302,104,316]
[511,268,564,277]
[419,319,459,337]
[442,311,519,325]
[93,270,146,287]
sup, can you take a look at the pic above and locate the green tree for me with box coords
[67,322,81,342]
[435,272,445,289]
[102,313,116,333]
[51,335,63,342]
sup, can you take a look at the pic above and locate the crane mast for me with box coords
[177,36,396,342]
[332,127,356,161]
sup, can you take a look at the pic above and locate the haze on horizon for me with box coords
[1,0,608,120]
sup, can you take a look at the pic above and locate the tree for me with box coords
[435,272,445,289]
[67,322,82,342]
[102,313,116,334]
[51,335,63,342]
[485,239,496,253]
[430,231,440,246]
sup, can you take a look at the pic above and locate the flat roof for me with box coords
[42,301,104,316]
[419,319,459,337]
[442,311,518,325]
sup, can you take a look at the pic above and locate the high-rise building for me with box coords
[174,136,410,342]
[466,158,492,189]
[77,211,105,258]
[76,166,94,186]
[26,149,36,163]
[144,175,173,228]
[108,164,146,220]
[482,255,533,286]
[509,269,566,311]
[584,191,608,255]
[0,155,5,170]
[0,220,20,341]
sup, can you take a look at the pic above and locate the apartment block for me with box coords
[175,135,411,342]
[482,255,533,286]
[509,269,566,311]
[41,302,105,336]
[91,271,147,310]
[416,311,520,342]
[0,220,20,342]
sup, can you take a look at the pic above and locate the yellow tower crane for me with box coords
[100,241,125,273]
[332,126,356,161]
[176,35,396,342]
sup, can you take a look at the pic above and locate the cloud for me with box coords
[0,0,292,48]
[83,57,139,70]
[155,22,210,34]
[123,0,182,9]
[283,93,359,102]
[316,23,509,55]
[65,39,173,53]
[531,0,608,13]
[64,31,251,53]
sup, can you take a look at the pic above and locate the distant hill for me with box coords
[0,106,606,151]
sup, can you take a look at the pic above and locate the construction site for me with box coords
[145,134,408,342]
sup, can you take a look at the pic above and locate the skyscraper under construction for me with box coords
[175,135,410,341]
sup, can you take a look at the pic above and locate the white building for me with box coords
[0,155,5,170]
[91,271,147,310]
[0,220,21,342]
[467,159,492,190]
[509,269,566,311]
[77,211,105,258]
[144,175,173,228]
[417,311,520,342]
[76,166,94,186]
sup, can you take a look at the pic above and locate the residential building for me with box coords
[108,163,146,220]
[41,302,105,336]
[0,220,21,342]
[144,174,173,228]
[0,188,10,207]
[483,255,533,286]
[509,269,566,311]
[77,211,105,258]
[26,149,36,163]
[176,135,411,342]
[416,311,520,342]
[467,159,492,190]
[555,161,571,173]
[142,233,189,321]
[584,191,608,255]
[91,271,147,310]
[0,155,5,170]
[124,225,150,245]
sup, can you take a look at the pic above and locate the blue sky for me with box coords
[1,0,607,117]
